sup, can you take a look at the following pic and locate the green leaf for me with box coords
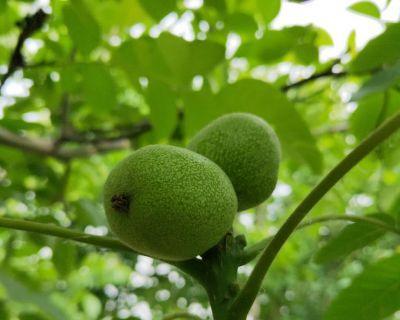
[225,12,258,36]
[81,293,102,319]
[184,79,322,172]
[80,63,117,112]
[256,0,281,24]
[114,33,225,86]
[0,301,9,319]
[352,61,400,101]
[63,0,101,55]
[239,0,281,24]
[0,0,6,11]
[237,26,320,64]
[183,85,219,137]
[350,93,385,140]
[0,268,68,320]
[19,312,48,320]
[349,1,380,18]
[53,240,78,278]
[314,214,394,264]
[350,23,400,72]
[145,80,177,141]
[315,27,334,46]
[325,254,400,320]
[113,37,170,86]
[347,30,357,55]
[157,33,226,84]
[378,90,400,165]
[351,91,400,165]
[294,43,319,65]
[87,0,151,32]
[204,0,226,12]
[74,199,107,227]
[138,0,176,20]
[237,29,295,63]
[218,80,322,172]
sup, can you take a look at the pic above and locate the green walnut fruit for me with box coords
[188,113,281,211]
[103,145,237,261]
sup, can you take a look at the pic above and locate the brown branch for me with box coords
[58,94,74,142]
[64,120,152,144]
[313,123,349,136]
[0,127,54,155]
[0,120,151,160]
[0,9,49,90]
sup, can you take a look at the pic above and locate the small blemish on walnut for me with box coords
[111,194,130,213]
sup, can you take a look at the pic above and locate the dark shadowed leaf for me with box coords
[63,0,101,55]
[138,0,176,20]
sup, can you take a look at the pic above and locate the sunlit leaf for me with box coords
[81,293,102,319]
[239,0,281,24]
[349,1,380,18]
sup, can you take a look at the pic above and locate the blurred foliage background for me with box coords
[0,0,400,319]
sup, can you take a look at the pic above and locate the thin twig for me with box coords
[312,123,348,136]
[282,70,347,92]
[60,160,72,213]
[281,58,347,92]
[229,109,400,318]
[0,216,207,280]
[64,120,152,144]
[0,9,49,90]
[0,217,130,251]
